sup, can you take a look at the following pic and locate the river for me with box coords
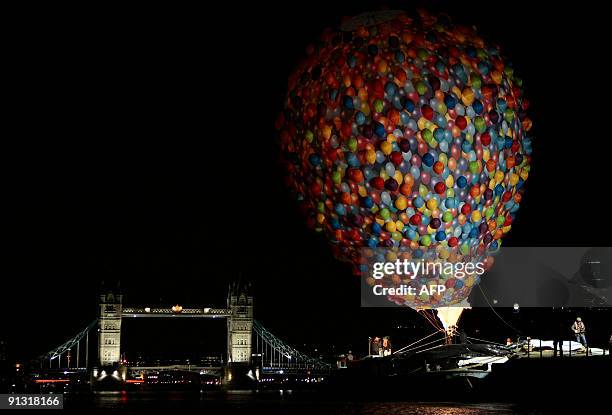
[54,390,558,414]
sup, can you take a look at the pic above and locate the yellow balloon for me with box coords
[417,117,428,130]
[494,170,505,183]
[381,141,392,155]
[395,196,408,211]
[395,221,404,232]
[439,248,450,260]
[321,125,332,140]
[509,173,520,186]
[445,175,455,188]
[461,87,475,106]
[385,251,397,262]
[483,148,490,161]
[471,210,482,223]
[365,149,376,164]
[394,170,403,184]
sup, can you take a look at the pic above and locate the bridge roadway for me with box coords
[128,365,223,375]
[121,307,231,318]
[127,365,331,377]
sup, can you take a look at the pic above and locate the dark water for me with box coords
[53,391,556,414]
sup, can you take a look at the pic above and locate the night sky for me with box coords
[3,1,610,363]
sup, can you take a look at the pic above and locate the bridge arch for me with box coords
[98,282,253,368]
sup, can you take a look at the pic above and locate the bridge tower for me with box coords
[98,288,122,366]
[226,282,253,365]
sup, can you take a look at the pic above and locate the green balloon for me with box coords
[442,211,454,223]
[373,99,384,114]
[469,161,480,174]
[380,208,391,220]
[496,215,505,227]
[471,74,482,90]
[332,170,342,184]
[305,129,314,143]
[415,80,428,95]
[474,116,486,133]
[420,235,432,247]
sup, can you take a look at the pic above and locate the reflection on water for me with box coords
[60,391,552,414]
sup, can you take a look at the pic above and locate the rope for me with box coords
[420,309,444,332]
[393,330,444,355]
[466,336,506,346]
[478,284,523,335]
[399,336,446,354]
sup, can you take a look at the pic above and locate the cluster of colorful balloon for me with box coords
[276,10,532,305]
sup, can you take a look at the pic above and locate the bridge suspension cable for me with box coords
[252,320,332,372]
[36,319,98,369]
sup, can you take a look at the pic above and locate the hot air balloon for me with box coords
[276,9,532,332]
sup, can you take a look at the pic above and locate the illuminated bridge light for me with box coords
[35,379,70,383]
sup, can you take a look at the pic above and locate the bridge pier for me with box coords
[91,287,124,389]
[223,364,257,389]
[90,365,127,390]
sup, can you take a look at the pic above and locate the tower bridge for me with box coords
[97,282,253,367]
[31,282,332,387]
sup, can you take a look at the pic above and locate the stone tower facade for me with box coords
[98,290,122,366]
[226,282,253,364]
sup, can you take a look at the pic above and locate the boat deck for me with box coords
[516,348,609,359]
